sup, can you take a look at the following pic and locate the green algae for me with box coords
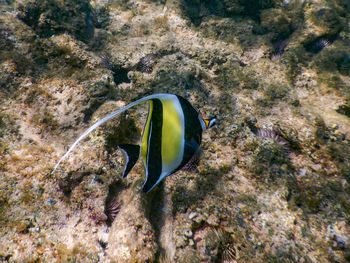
[312,48,350,74]
[328,142,350,181]
[17,0,95,42]
[260,8,294,39]
[0,193,9,225]
[248,141,290,182]
[264,83,290,101]
[0,112,18,165]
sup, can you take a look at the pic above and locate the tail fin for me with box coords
[52,94,170,173]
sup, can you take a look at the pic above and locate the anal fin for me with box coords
[119,144,140,178]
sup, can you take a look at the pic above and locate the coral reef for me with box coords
[0,0,349,262]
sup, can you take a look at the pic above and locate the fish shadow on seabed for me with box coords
[142,167,225,261]
[145,182,167,258]
[170,164,225,218]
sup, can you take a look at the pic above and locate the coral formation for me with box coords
[0,0,349,262]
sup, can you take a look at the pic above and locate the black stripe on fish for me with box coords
[175,95,203,172]
[143,99,163,192]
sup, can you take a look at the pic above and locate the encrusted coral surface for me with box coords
[0,0,349,262]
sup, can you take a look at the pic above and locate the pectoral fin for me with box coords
[119,144,140,178]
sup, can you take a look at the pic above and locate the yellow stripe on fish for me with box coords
[160,98,184,169]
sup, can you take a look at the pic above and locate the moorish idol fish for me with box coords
[52,93,216,192]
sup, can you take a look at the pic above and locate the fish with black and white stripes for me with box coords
[52,93,216,192]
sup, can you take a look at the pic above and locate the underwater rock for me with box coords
[180,0,274,26]
[17,0,95,42]
[336,103,350,118]
[107,183,157,262]
[306,6,343,36]
[260,8,292,38]
[0,0,350,262]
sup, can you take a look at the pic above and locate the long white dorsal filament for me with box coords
[52,94,168,173]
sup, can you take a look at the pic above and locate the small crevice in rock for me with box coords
[104,181,124,226]
[111,66,130,86]
[336,104,350,118]
[304,34,338,54]
[270,39,289,61]
[134,48,181,74]
[98,239,107,250]
[58,171,90,197]
[180,0,274,26]
[100,55,130,85]
[82,97,108,123]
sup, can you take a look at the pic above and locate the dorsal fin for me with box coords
[118,144,140,178]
